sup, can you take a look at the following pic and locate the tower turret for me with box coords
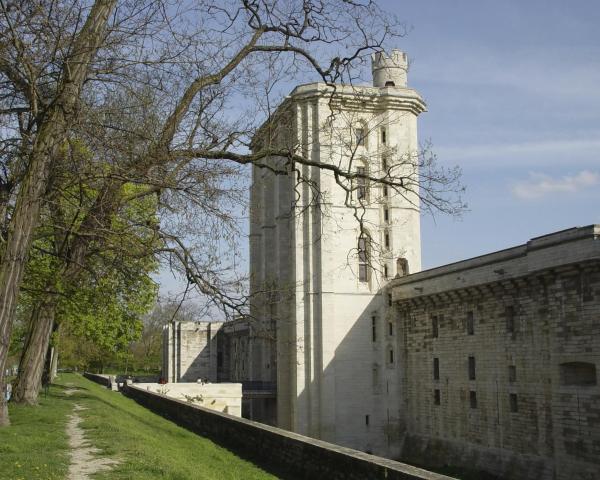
[371,49,408,87]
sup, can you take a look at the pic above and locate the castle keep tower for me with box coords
[249,50,426,456]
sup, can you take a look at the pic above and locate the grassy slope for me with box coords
[0,382,71,480]
[0,373,275,480]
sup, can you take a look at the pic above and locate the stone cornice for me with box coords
[251,82,426,149]
[394,259,600,308]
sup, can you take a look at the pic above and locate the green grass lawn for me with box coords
[0,373,276,480]
[0,382,71,480]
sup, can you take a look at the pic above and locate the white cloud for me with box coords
[511,170,600,200]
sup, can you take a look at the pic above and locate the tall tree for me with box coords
[2,0,464,424]
[0,0,118,425]
[13,170,159,403]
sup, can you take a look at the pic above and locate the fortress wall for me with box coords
[123,384,455,480]
[391,225,600,480]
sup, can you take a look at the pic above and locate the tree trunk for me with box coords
[11,178,122,406]
[0,0,116,426]
[50,346,58,382]
[12,297,56,404]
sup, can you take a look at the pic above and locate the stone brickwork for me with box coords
[162,321,223,383]
[391,225,600,480]
[123,384,455,480]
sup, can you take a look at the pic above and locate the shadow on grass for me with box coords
[122,398,304,480]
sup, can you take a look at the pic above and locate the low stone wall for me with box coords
[135,382,242,417]
[83,372,112,388]
[123,384,454,480]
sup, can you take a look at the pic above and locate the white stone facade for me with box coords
[136,382,243,417]
[248,50,425,456]
[162,321,223,383]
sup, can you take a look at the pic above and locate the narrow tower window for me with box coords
[355,127,365,146]
[434,389,441,405]
[384,208,389,222]
[356,166,368,200]
[381,128,387,144]
[371,316,377,342]
[432,316,439,338]
[433,358,440,380]
[358,234,370,282]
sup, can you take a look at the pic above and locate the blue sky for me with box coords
[383,0,600,268]
[158,1,600,294]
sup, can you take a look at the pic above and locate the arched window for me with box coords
[355,126,366,146]
[396,257,409,277]
[354,121,368,148]
[355,159,369,202]
[358,233,370,282]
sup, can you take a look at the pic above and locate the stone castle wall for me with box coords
[123,383,455,480]
[391,225,600,480]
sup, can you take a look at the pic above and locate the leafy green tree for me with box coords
[12,168,159,403]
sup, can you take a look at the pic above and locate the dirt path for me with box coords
[65,386,119,479]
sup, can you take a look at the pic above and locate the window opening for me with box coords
[358,235,369,282]
[356,128,365,146]
[372,365,379,388]
[466,311,474,335]
[434,389,441,405]
[371,316,377,342]
[356,166,368,200]
[468,356,476,380]
[560,362,597,386]
[432,316,439,338]
[469,391,478,409]
[508,365,516,383]
[433,358,440,380]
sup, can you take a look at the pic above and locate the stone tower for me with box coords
[248,50,426,456]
